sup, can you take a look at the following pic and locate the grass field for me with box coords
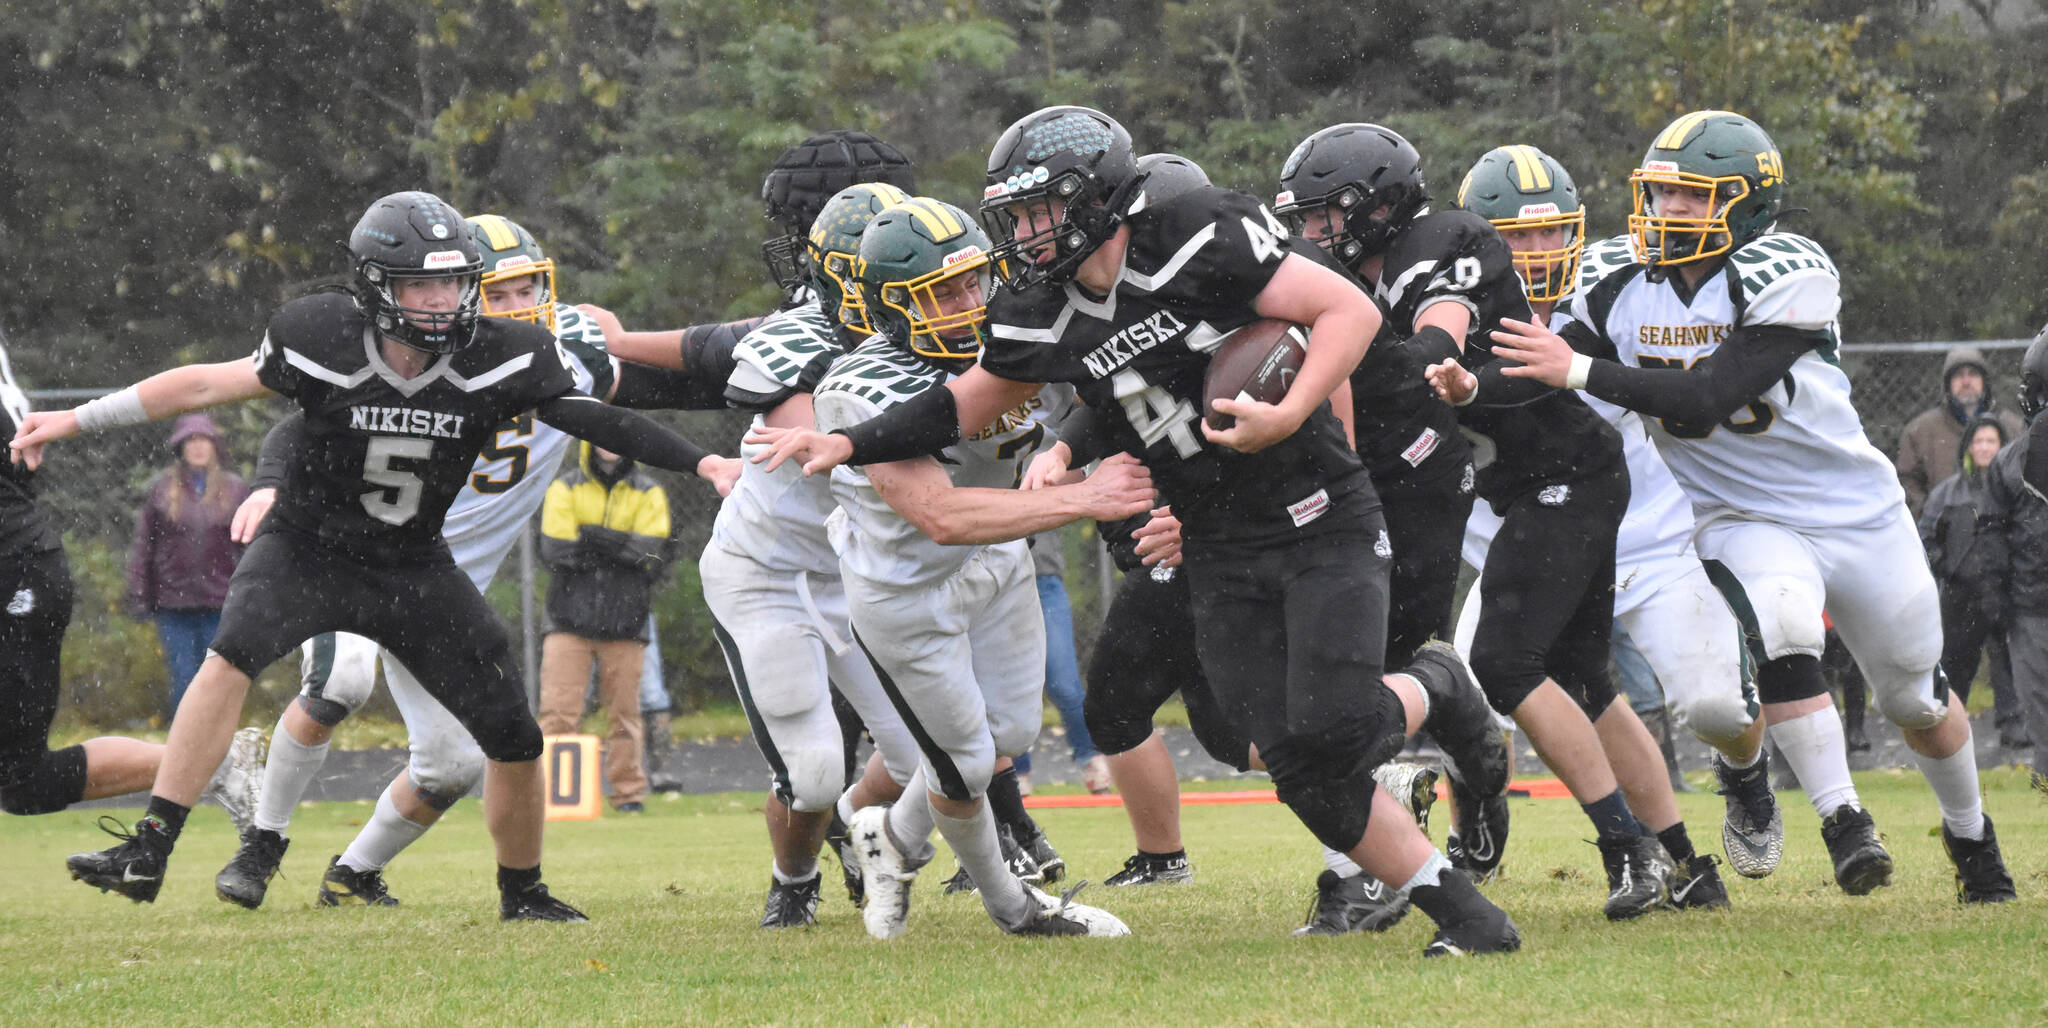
[3,770,2044,1026]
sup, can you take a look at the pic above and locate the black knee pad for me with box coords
[1757,654,1828,705]
[1083,690,1156,757]
[0,745,88,816]
[1469,635,1545,715]
[297,693,353,727]
[1259,721,1400,853]
[471,708,546,763]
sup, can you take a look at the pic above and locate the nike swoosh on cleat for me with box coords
[1465,826,1496,863]
[121,866,160,883]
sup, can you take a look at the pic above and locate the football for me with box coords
[1201,319,1309,430]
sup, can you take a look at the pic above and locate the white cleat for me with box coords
[1006,882,1131,938]
[849,805,917,940]
[203,727,266,835]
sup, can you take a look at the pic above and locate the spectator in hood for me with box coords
[1921,416,2029,750]
[1896,346,2026,518]
[126,413,249,716]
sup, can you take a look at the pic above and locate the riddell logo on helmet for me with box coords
[422,250,470,269]
[1517,202,1561,218]
[493,255,535,272]
[1274,190,1295,206]
[942,245,985,267]
[1644,160,1680,174]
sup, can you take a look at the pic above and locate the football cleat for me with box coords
[1413,642,1511,798]
[1711,751,1783,879]
[824,810,865,907]
[1005,882,1130,938]
[1597,833,1674,921]
[1015,826,1064,886]
[68,815,172,904]
[1941,815,2017,904]
[1372,760,1440,831]
[214,827,289,910]
[1447,790,1510,881]
[1292,870,1409,935]
[318,855,399,907]
[760,874,823,928]
[1422,903,1522,958]
[1818,805,1892,896]
[500,882,589,923]
[1103,851,1193,887]
[1667,853,1731,911]
[202,727,267,836]
[849,805,918,940]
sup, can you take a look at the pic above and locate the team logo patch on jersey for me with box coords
[1287,488,1330,528]
[7,588,33,615]
[1538,484,1571,507]
[1459,461,1476,495]
[1375,529,1392,558]
[1149,564,1179,584]
[1401,427,1442,468]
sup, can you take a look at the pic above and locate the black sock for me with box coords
[143,795,191,842]
[1657,823,1696,864]
[986,767,1037,839]
[1140,848,1187,863]
[1409,866,1488,925]
[1580,789,1644,841]
[498,864,542,895]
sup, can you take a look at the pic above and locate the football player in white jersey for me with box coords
[212,215,738,910]
[705,182,929,928]
[811,197,1154,939]
[1449,145,1778,893]
[1468,112,2015,903]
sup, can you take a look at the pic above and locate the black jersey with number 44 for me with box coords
[979,186,1370,547]
[253,291,578,563]
[1375,210,1619,510]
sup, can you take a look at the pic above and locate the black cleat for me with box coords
[824,810,865,908]
[500,882,589,922]
[68,816,172,904]
[1413,642,1510,798]
[1597,834,1674,921]
[1103,851,1193,887]
[1712,752,1783,879]
[1668,854,1731,911]
[1447,790,1510,881]
[1014,827,1064,886]
[760,874,822,928]
[1291,870,1409,936]
[215,827,289,909]
[1941,815,2016,904]
[1819,805,1892,896]
[318,855,399,907]
[1422,903,1522,958]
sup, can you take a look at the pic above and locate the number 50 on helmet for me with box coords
[855,197,1003,368]
[1630,110,1783,267]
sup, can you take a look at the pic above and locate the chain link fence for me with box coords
[28,338,2032,727]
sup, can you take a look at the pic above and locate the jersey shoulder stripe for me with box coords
[814,339,943,410]
[736,305,843,387]
[1728,232,1837,296]
[1576,234,1639,294]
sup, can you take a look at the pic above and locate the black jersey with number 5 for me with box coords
[1375,210,1619,510]
[979,186,1370,546]
[252,291,578,563]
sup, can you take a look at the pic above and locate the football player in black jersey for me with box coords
[14,191,725,921]
[1278,123,1687,920]
[0,327,261,828]
[751,106,1520,956]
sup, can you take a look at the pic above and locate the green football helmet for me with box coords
[855,197,998,366]
[807,182,911,332]
[467,214,556,333]
[1456,146,1584,304]
[1629,110,1784,267]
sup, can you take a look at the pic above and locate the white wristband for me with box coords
[1453,377,1477,407]
[1565,353,1593,391]
[72,385,148,433]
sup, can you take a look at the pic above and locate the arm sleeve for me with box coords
[533,393,715,474]
[834,385,962,465]
[1056,402,1112,468]
[1401,325,1462,367]
[250,413,303,490]
[1580,324,1819,424]
[1467,321,1619,408]
[609,361,727,411]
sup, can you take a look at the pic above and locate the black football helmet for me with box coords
[980,105,1144,290]
[2021,322,2048,421]
[1273,123,1428,271]
[1135,152,1211,208]
[348,191,483,355]
[760,131,917,301]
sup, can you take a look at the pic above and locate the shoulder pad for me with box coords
[550,303,615,395]
[1728,233,1840,332]
[1380,211,1511,309]
[1575,234,1639,294]
[266,292,361,353]
[1728,232,1838,293]
[815,340,944,412]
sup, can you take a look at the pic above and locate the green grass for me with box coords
[3,771,2044,1026]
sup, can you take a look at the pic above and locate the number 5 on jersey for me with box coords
[362,436,432,524]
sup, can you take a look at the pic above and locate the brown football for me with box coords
[1202,319,1309,430]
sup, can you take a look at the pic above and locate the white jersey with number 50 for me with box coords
[442,303,617,587]
[1568,232,1902,531]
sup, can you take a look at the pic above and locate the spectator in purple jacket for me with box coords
[126,414,249,716]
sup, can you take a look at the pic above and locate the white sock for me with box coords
[1725,744,1763,770]
[253,719,329,834]
[1914,743,1986,841]
[772,861,820,885]
[1767,708,1858,817]
[931,804,1031,928]
[1397,850,1452,895]
[1322,847,1363,878]
[834,790,857,827]
[337,786,429,872]
[885,770,938,865]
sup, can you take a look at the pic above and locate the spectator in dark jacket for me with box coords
[1896,346,2026,518]
[536,442,671,812]
[1921,415,2028,750]
[126,413,249,716]
[1980,405,2048,780]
